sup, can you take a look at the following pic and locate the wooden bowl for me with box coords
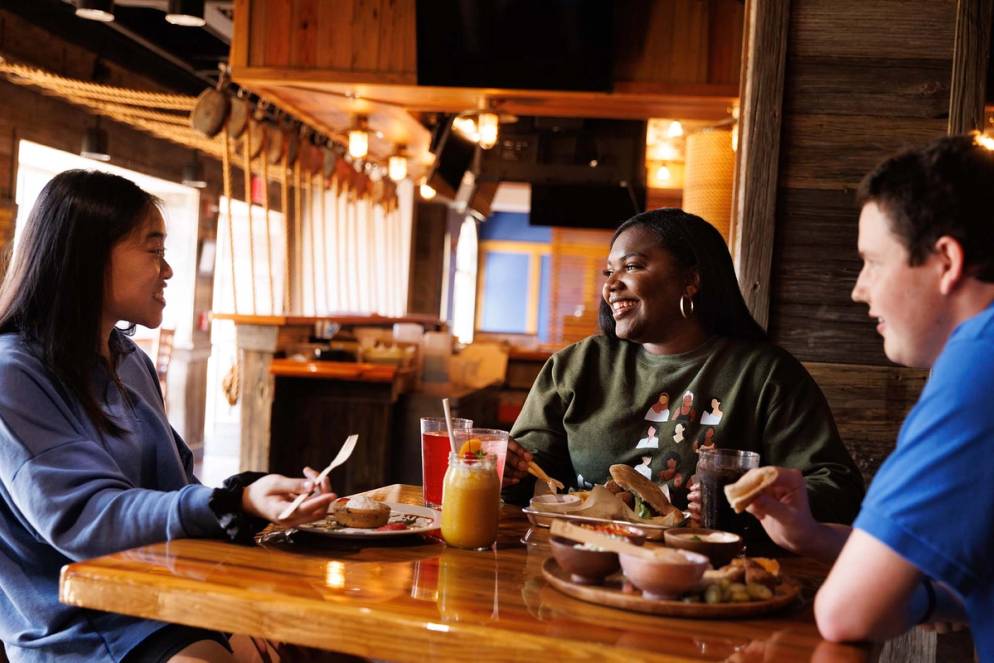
[549,536,619,585]
[619,549,709,600]
[663,528,743,568]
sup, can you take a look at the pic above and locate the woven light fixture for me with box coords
[682,129,734,242]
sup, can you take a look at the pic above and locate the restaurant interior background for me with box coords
[0,0,991,659]
[0,0,990,486]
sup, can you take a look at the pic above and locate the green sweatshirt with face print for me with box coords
[506,334,865,525]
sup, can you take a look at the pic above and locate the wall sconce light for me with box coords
[76,0,115,22]
[166,0,206,26]
[667,121,684,139]
[477,111,499,150]
[182,151,207,188]
[419,177,436,200]
[388,145,408,182]
[80,119,110,161]
[348,115,369,160]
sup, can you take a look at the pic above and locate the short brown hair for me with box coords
[857,133,994,281]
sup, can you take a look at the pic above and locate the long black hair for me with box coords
[598,208,766,342]
[0,170,160,434]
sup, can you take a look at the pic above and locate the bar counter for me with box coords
[59,486,868,662]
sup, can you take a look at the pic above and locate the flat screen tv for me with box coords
[427,121,478,200]
[416,0,613,91]
[529,183,645,230]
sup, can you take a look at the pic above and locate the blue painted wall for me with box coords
[478,211,553,339]
[480,253,530,332]
[479,212,551,242]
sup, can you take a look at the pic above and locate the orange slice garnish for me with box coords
[458,437,483,456]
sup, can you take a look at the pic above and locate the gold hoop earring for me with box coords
[679,294,695,319]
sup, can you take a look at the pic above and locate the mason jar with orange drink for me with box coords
[440,452,500,550]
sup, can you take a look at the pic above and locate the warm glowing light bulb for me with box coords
[477,112,499,149]
[667,121,684,138]
[974,132,994,151]
[348,129,369,159]
[388,154,408,181]
[452,116,479,142]
[654,165,672,184]
[649,142,678,161]
[419,179,436,199]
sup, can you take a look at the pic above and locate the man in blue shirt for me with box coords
[740,133,994,659]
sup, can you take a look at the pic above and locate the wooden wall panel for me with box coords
[767,0,957,367]
[789,0,956,59]
[245,0,417,78]
[289,0,319,70]
[779,115,948,190]
[614,0,709,85]
[707,0,746,88]
[805,362,927,484]
[783,56,951,119]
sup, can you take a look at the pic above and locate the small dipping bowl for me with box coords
[619,549,710,600]
[528,494,586,527]
[663,528,743,568]
[549,536,620,585]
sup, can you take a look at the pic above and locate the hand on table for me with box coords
[241,473,337,527]
[503,438,534,488]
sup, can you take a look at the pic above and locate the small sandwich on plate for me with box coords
[607,464,685,527]
[724,466,779,514]
[333,495,391,528]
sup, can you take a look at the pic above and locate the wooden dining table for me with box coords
[59,485,869,662]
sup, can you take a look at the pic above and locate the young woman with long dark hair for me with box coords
[503,208,864,529]
[0,170,335,662]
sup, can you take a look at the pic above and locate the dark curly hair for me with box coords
[598,208,767,342]
[857,133,994,281]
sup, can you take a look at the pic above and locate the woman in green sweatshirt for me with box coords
[503,209,864,526]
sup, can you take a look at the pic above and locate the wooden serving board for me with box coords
[542,557,801,619]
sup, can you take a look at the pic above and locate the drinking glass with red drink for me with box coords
[421,417,472,509]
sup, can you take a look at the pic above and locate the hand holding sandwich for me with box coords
[732,467,850,564]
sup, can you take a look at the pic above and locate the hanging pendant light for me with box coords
[348,115,369,160]
[81,119,110,161]
[76,0,114,22]
[419,177,436,200]
[477,112,499,150]
[166,0,206,27]
[388,145,408,182]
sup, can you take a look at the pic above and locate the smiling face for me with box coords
[104,207,172,330]
[602,225,696,347]
[851,202,947,368]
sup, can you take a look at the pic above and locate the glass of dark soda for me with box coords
[696,449,760,533]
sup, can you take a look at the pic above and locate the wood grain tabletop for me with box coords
[59,485,868,662]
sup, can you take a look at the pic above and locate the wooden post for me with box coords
[948,0,993,134]
[731,0,791,330]
[236,322,279,472]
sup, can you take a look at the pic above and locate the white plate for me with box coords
[297,502,441,539]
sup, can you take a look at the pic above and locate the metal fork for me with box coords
[277,433,359,521]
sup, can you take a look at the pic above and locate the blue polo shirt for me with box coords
[854,302,994,660]
[0,331,223,662]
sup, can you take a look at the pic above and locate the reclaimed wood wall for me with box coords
[770,0,956,365]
